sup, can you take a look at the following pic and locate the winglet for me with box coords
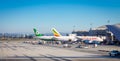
[51,28,61,37]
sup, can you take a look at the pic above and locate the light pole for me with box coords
[73,25,75,32]
[90,23,93,36]
[107,20,110,25]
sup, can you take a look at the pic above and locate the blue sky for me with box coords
[0,0,120,33]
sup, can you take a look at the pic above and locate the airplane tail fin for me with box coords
[33,28,43,37]
[51,28,61,37]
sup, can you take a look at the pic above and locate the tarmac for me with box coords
[0,40,120,61]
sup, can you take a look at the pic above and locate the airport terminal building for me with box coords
[72,23,120,45]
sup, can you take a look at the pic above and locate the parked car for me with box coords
[109,50,120,56]
[63,44,71,48]
[76,45,89,49]
[38,42,42,44]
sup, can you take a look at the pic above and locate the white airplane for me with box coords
[33,28,55,41]
[76,36,103,41]
[51,28,103,43]
[51,28,77,41]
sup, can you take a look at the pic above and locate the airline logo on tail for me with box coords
[33,28,43,37]
[51,28,61,37]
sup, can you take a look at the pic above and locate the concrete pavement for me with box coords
[0,41,120,61]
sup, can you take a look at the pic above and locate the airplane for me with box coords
[51,28,103,43]
[33,28,55,41]
[76,36,103,43]
[76,36,103,41]
[51,28,77,41]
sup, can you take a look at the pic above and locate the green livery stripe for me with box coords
[52,29,58,34]
[33,28,43,37]
[52,28,61,37]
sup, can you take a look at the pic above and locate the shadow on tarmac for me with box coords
[1,55,120,61]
